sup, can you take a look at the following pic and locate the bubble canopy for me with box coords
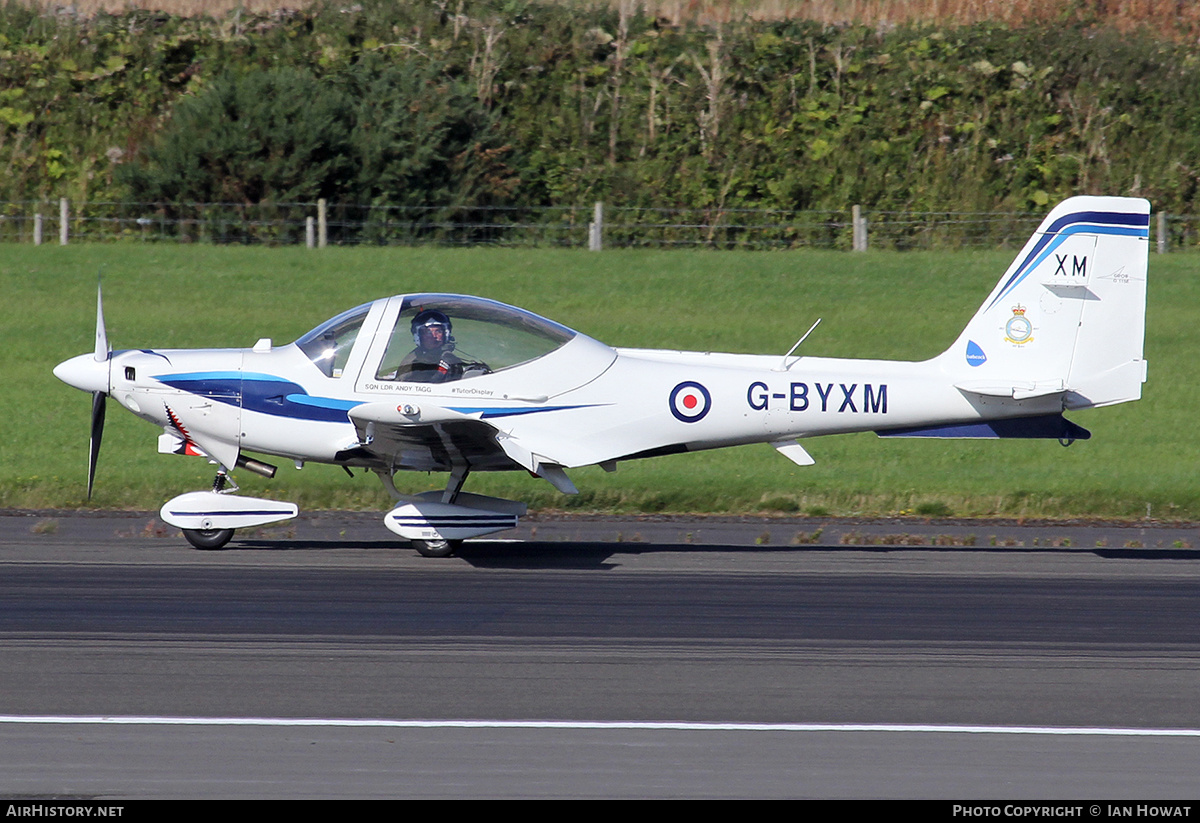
[295,294,580,379]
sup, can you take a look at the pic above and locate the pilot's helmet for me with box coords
[411,309,452,347]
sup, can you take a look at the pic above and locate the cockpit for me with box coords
[295,302,372,378]
[295,294,579,383]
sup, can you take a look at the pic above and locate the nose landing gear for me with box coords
[160,469,298,551]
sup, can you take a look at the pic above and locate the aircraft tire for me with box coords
[183,528,235,550]
[412,538,461,558]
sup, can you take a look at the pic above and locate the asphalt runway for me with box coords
[2,510,1200,799]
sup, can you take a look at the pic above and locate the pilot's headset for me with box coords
[411,309,454,349]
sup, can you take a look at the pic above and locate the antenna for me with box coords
[778,318,821,371]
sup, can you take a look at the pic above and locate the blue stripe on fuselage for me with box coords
[154,373,599,424]
[447,404,600,419]
[153,371,360,423]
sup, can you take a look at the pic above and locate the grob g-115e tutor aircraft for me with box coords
[54,196,1149,556]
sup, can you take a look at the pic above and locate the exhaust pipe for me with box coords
[236,455,277,478]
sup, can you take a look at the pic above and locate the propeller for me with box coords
[88,279,111,499]
[53,278,115,499]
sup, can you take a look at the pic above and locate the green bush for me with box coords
[2,0,1200,216]
[121,58,513,212]
[121,67,354,205]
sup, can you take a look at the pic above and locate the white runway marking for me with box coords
[2,715,1200,736]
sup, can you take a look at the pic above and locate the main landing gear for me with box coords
[381,465,525,558]
[411,537,462,558]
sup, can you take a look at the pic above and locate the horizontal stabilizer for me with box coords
[955,380,1065,400]
[877,414,1091,441]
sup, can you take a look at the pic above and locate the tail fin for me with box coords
[944,196,1149,410]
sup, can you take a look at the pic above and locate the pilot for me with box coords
[397,309,463,383]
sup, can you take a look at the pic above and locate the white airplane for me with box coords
[54,195,1149,556]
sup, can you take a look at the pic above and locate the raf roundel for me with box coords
[669,381,711,423]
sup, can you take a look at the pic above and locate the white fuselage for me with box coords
[87,332,1057,476]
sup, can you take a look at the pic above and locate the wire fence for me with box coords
[0,199,1195,251]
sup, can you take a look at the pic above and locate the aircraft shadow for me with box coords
[225,538,1200,570]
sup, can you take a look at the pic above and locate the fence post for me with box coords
[317,199,327,248]
[852,204,868,252]
[588,201,603,251]
[306,216,315,249]
[59,198,68,245]
[1157,211,1168,254]
[33,213,42,246]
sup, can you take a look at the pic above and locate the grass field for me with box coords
[4,243,1196,520]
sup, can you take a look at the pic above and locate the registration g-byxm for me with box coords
[54,196,1150,556]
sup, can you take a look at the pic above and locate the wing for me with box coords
[345,402,579,493]
[347,402,513,472]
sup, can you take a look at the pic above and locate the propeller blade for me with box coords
[94,278,109,362]
[87,277,111,497]
[87,389,106,500]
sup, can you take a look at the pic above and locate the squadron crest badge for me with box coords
[1004,305,1034,345]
